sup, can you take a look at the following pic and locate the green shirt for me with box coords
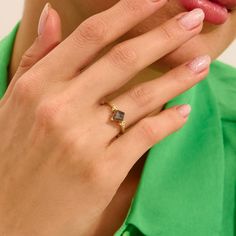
[0,26,235,236]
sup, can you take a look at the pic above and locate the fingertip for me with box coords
[45,6,62,42]
[187,55,211,74]
[14,3,62,81]
[38,3,62,44]
[38,3,50,36]
[176,104,192,119]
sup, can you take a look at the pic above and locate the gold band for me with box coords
[103,101,126,135]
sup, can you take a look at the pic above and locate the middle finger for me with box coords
[74,9,205,103]
[30,0,167,81]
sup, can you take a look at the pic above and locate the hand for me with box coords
[0,0,210,235]
[6,3,62,100]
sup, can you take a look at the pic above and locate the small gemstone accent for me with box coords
[112,110,125,121]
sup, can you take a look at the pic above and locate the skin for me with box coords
[0,0,235,235]
[10,0,236,77]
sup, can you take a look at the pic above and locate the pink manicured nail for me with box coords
[187,55,211,73]
[38,3,51,36]
[176,104,191,118]
[178,8,205,30]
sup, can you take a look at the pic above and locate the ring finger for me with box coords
[99,55,211,137]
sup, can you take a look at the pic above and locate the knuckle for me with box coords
[158,24,174,41]
[35,100,63,129]
[75,16,108,44]
[18,39,39,69]
[84,161,108,186]
[13,78,35,102]
[138,118,157,145]
[108,43,138,69]
[166,109,185,129]
[68,133,90,154]
[59,131,77,154]
[128,84,152,107]
[120,0,145,15]
[167,108,179,122]
[171,67,190,84]
[19,51,34,69]
[56,132,89,165]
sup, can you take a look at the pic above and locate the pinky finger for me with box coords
[107,104,191,176]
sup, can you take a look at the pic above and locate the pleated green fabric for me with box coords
[0,26,235,236]
[115,60,236,236]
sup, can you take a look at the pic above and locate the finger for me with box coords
[75,9,205,102]
[17,4,62,78]
[100,55,210,136]
[1,3,61,105]
[30,0,167,80]
[106,104,191,177]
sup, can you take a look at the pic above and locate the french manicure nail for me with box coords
[178,8,205,30]
[176,104,192,118]
[187,55,211,73]
[38,3,51,36]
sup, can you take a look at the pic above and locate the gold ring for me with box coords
[102,101,126,135]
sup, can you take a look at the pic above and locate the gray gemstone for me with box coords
[113,110,125,121]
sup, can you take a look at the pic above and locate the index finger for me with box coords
[31,0,167,80]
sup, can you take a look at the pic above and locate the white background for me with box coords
[0,1,235,67]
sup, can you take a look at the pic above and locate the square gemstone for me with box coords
[112,110,125,121]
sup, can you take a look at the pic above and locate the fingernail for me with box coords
[38,3,51,36]
[176,104,191,118]
[187,55,211,73]
[178,8,205,30]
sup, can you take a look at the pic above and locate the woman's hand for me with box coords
[6,3,62,100]
[0,0,210,235]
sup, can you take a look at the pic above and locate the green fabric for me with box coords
[0,27,235,236]
[0,24,18,97]
[115,60,236,235]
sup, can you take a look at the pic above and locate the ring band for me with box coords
[103,101,126,135]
